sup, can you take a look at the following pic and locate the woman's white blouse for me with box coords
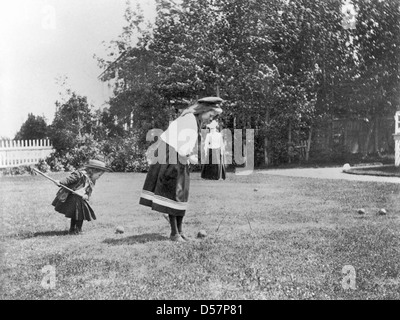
[160,113,198,157]
[204,131,223,149]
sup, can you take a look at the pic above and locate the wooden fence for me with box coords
[0,139,54,168]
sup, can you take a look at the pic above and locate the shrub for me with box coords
[125,155,149,172]
[1,165,35,176]
[43,134,148,173]
[63,134,104,169]
[45,152,65,172]
[36,159,50,173]
[45,134,106,171]
[105,135,149,172]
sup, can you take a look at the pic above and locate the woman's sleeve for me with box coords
[59,171,81,187]
[161,113,198,157]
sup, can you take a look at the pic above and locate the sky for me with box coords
[0,0,156,139]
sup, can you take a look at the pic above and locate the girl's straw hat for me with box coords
[85,159,112,172]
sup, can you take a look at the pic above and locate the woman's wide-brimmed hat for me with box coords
[198,96,224,105]
[84,159,112,172]
[206,120,219,129]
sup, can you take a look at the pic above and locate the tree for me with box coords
[97,1,171,151]
[99,0,325,164]
[14,113,48,140]
[337,0,400,156]
[98,0,400,165]
[48,92,94,154]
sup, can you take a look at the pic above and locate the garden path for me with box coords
[256,166,400,184]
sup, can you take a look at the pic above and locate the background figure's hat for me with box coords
[198,96,224,105]
[85,159,112,172]
[206,120,219,129]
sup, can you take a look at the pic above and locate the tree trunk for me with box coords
[327,118,333,152]
[363,120,374,157]
[374,117,381,156]
[216,66,220,97]
[288,121,292,163]
[306,127,312,161]
[78,115,82,138]
[264,108,271,166]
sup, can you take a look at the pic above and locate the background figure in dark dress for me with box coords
[139,97,224,242]
[52,159,111,234]
[201,120,226,180]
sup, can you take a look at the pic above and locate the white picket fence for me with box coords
[0,139,54,168]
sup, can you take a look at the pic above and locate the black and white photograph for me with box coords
[1,0,399,306]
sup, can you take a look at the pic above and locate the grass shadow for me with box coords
[33,230,70,237]
[5,230,70,239]
[103,233,169,245]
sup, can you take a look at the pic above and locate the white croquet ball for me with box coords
[343,163,351,171]
[115,226,125,234]
[197,230,207,239]
[378,208,387,216]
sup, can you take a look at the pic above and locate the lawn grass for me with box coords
[1,170,399,300]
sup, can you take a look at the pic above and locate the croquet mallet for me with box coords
[32,168,86,199]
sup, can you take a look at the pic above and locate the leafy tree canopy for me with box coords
[14,113,48,141]
[97,0,400,163]
[48,92,94,154]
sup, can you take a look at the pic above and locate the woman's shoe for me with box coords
[179,233,190,241]
[170,234,185,242]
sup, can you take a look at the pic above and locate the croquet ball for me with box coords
[197,230,207,238]
[357,209,366,215]
[378,208,387,216]
[115,226,125,234]
[343,163,351,171]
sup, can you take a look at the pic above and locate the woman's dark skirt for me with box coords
[201,148,226,180]
[52,194,96,221]
[139,140,190,217]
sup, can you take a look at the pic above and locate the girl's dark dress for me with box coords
[52,170,96,221]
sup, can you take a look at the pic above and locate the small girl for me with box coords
[52,159,111,234]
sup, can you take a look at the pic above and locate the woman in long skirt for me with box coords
[139,97,224,242]
[201,120,226,180]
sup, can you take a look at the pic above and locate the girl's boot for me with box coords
[176,216,188,241]
[75,220,84,234]
[169,215,184,242]
[69,219,76,234]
